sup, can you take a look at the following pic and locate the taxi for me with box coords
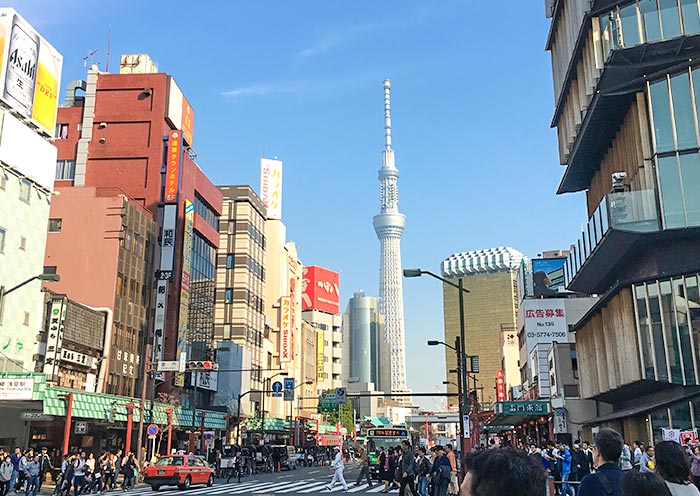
[144,454,215,491]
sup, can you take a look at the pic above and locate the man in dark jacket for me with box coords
[36,448,52,491]
[429,446,451,496]
[578,428,624,496]
[399,441,415,496]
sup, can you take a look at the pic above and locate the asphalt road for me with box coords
[119,463,395,496]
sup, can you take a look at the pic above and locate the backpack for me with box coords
[433,463,450,485]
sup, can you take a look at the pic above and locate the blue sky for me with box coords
[15,1,587,410]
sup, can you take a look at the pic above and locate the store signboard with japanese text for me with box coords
[0,8,63,136]
[280,296,292,362]
[497,401,550,416]
[0,378,34,400]
[164,130,182,204]
[260,158,282,219]
[316,329,325,382]
[523,299,569,352]
[302,266,340,314]
[42,296,66,381]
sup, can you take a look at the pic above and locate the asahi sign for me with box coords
[43,296,66,380]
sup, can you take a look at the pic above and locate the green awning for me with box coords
[42,386,227,430]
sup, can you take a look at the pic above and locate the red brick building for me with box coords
[45,55,222,403]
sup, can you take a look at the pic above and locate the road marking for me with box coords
[368,485,388,493]
[254,480,318,493]
[206,483,258,494]
[347,483,373,492]
[299,482,336,493]
[309,470,320,474]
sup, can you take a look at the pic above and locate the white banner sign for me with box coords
[43,297,66,380]
[60,348,97,369]
[190,371,218,391]
[663,428,682,443]
[523,299,569,352]
[260,158,283,220]
[0,378,34,400]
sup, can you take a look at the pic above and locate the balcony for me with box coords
[565,189,660,293]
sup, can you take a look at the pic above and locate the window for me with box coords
[48,218,62,233]
[55,160,76,180]
[19,179,31,203]
[43,266,57,275]
[226,254,234,269]
[658,155,685,228]
[55,123,69,139]
[225,288,233,303]
[0,173,5,190]
[193,192,219,231]
[23,312,29,326]
[19,236,26,251]
[0,228,4,253]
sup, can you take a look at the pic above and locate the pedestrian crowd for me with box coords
[0,448,141,496]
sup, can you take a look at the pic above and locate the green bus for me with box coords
[365,428,411,479]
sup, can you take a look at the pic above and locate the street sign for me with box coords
[147,424,159,436]
[74,421,88,434]
[496,401,550,415]
[320,391,338,413]
[463,415,470,438]
[179,352,187,373]
[157,361,180,372]
[335,387,346,405]
[241,426,247,434]
[272,381,283,398]
[284,388,294,402]
[284,378,295,390]
[21,412,54,422]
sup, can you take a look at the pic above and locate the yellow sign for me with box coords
[174,199,194,387]
[0,9,63,136]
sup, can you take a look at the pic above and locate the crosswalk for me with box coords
[121,478,401,495]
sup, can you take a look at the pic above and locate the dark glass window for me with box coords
[679,153,700,226]
[660,0,683,38]
[55,160,76,180]
[648,282,669,381]
[681,0,700,33]
[640,0,663,41]
[620,3,642,45]
[670,72,697,150]
[193,192,220,232]
[636,284,656,379]
[650,78,676,153]
[658,155,685,228]
[226,254,234,269]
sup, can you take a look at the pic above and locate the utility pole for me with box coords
[136,343,152,466]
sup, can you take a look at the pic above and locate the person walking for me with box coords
[9,448,20,494]
[0,455,13,496]
[416,447,431,496]
[445,445,457,496]
[691,446,700,490]
[619,442,634,471]
[72,453,88,496]
[325,446,348,492]
[36,448,52,492]
[120,454,135,492]
[24,455,40,496]
[641,446,656,473]
[578,428,624,496]
[634,441,644,470]
[655,441,700,496]
[399,441,415,496]
[555,443,575,496]
[429,446,451,496]
[354,448,373,488]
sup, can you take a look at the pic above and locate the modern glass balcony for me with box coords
[565,189,660,292]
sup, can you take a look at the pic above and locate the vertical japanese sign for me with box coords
[260,158,282,219]
[496,369,506,402]
[174,199,194,387]
[289,277,297,362]
[316,329,325,382]
[164,130,182,204]
[280,296,291,363]
[182,97,194,147]
[42,296,66,380]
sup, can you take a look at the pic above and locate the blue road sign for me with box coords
[147,424,159,436]
[272,381,283,393]
[335,387,347,404]
[284,378,295,390]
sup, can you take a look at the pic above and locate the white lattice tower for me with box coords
[373,79,408,394]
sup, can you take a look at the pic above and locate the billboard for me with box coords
[164,130,182,204]
[280,296,292,362]
[302,266,340,314]
[260,158,282,219]
[174,199,194,387]
[42,296,66,381]
[165,77,195,146]
[532,258,566,297]
[0,9,63,136]
[523,299,569,352]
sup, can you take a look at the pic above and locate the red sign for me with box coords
[164,130,182,203]
[302,266,340,314]
[182,97,194,147]
[496,370,506,402]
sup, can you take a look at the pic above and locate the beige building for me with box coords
[441,247,524,407]
[214,185,269,411]
[303,309,343,393]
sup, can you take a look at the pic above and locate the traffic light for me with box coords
[108,401,117,423]
[186,360,218,371]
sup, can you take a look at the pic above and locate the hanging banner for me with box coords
[174,199,194,387]
[663,428,681,443]
[316,329,325,382]
[279,296,291,362]
[42,296,66,380]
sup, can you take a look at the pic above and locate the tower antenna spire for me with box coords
[384,79,392,151]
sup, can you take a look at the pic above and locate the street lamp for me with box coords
[406,267,471,453]
[428,337,466,453]
[0,273,60,320]
[236,389,261,445]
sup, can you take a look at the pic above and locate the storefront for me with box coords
[484,401,552,447]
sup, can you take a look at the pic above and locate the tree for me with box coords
[324,400,354,433]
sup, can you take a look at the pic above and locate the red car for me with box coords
[144,455,215,491]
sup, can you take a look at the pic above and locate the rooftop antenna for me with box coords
[83,49,99,68]
[105,25,111,72]
[383,79,392,151]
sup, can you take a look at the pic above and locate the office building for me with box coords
[545,0,700,442]
[301,266,343,393]
[214,185,269,411]
[441,247,524,406]
[49,55,222,405]
[0,8,63,373]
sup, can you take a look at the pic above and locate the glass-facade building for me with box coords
[546,0,700,444]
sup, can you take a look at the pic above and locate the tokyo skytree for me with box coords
[373,80,409,396]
